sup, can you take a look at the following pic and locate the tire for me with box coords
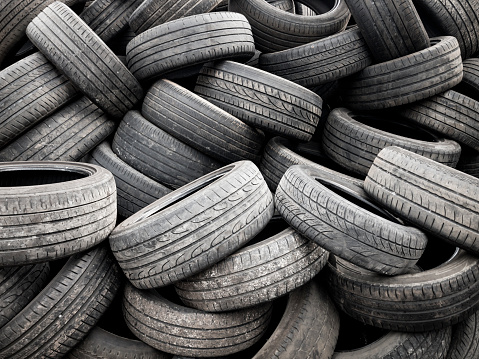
[258,26,373,88]
[126,12,255,81]
[399,90,479,152]
[275,165,429,275]
[0,263,50,328]
[175,227,328,311]
[0,97,116,162]
[79,0,143,42]
[129,0,223,35]
[195,60,323,142]
[112,110,222,189]
[0,161,117,266]
[321,107,462,176]
[228,0,351,53]
[0,0,55,67]
[66,327,168,359]
[364,146,479,255]
[259,136,364,192]
[88,141,171,218]
[454,58,479,101]
[446,309,479,359]
[327,249,479,332]
[457,147,479,178]
[341,36,463,110]
[295,2,316,15]
[0,52,78,149]
[109,160,274,289]
[123,282,273,357]
[344,0,429,62]
[106,26,136,56]
[253,279,340,359]
[142,79,265,164]
[0,244,122,359]
[412,0,479,60]
[26,2,143,119]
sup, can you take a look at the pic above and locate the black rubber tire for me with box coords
[0,97,116,162]
[412,0,479,60]
[142,79,265,164]
[295,2,316,15]
[333,326,452,359]
[109,160,274,289]
[446,309,479,359]
[0,52,78,149]
[0,244,122,359]
[344,0,430,62]
[112,110,222,189]
[253,278,340,359]
[175,227,328,311]
[26,2,143,119]
[259,136,364,192]
[321,107,462,176]
[454,58,479,101]
[66,327,168,359]
[88,141,171,218]
[0,263,50,328]
[328,249,479,332]
[105,26,136,56]
[195,60,323,142]
[268,0,295,12]
[0,0,55,67]
[457,147,479,178]
[258,26,373,88]
[275,165,429,275]
[399,90,479,152]
[123,282,273,357]
[341,36,463,110]
[126,12,255,81]
[364,146,479,255]
[128,0,223,35]
[79,0,143,42]
[0,161,117,266]
[228,0,351,53]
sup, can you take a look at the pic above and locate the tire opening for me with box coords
[352,114,438,142]
[245,215,290,247]
[0,169,88,187]
[416,238,458,271]
[297,0,336,14]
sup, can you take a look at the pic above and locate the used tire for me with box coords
[26,1,143,118]
[275,165,429,275]
[454,58,479,100]
[446,308,479,359]
[364,146,479,255]
[109,160,274,289]
[0,161,117,266]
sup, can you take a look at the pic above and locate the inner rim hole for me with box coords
[0,169,87,187]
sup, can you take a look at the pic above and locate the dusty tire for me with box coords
[0,161,117,266]
[446,309,479,359]
[275,165,429,275]
[341,36,463,110]
[195,60,323,141]
[0,244,122,359]
[123,282,273,357]
[364,146,479,255]
[26,2,143,118]
[454,58,479,100]
[109,161,274,288]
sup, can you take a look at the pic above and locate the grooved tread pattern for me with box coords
[175,227,328,311]
[0,245,122,359]
[456,58,479,100]
[364,146,479,254]
[89,141,171,218]
[328,252,479,332]
[126,12,255,81]
[344,0,429,62]
[446,309,479,359]
[0,52,78,149]
[195,60,322,142]
[321,107,462,176]
[142,79,264,164]
[258,26,373,88]
[0,97,116,162]
[109,161,274,289]
[112,110,222,189]
[274,165,429,275]
[122,283,272,357]
[342,36,463,110]
[26,2,143,118]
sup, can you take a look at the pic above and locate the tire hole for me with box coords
[0,169,87,187]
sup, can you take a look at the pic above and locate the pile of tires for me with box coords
[0,0,479,357]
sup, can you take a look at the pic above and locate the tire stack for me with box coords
[0,0,479,358]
